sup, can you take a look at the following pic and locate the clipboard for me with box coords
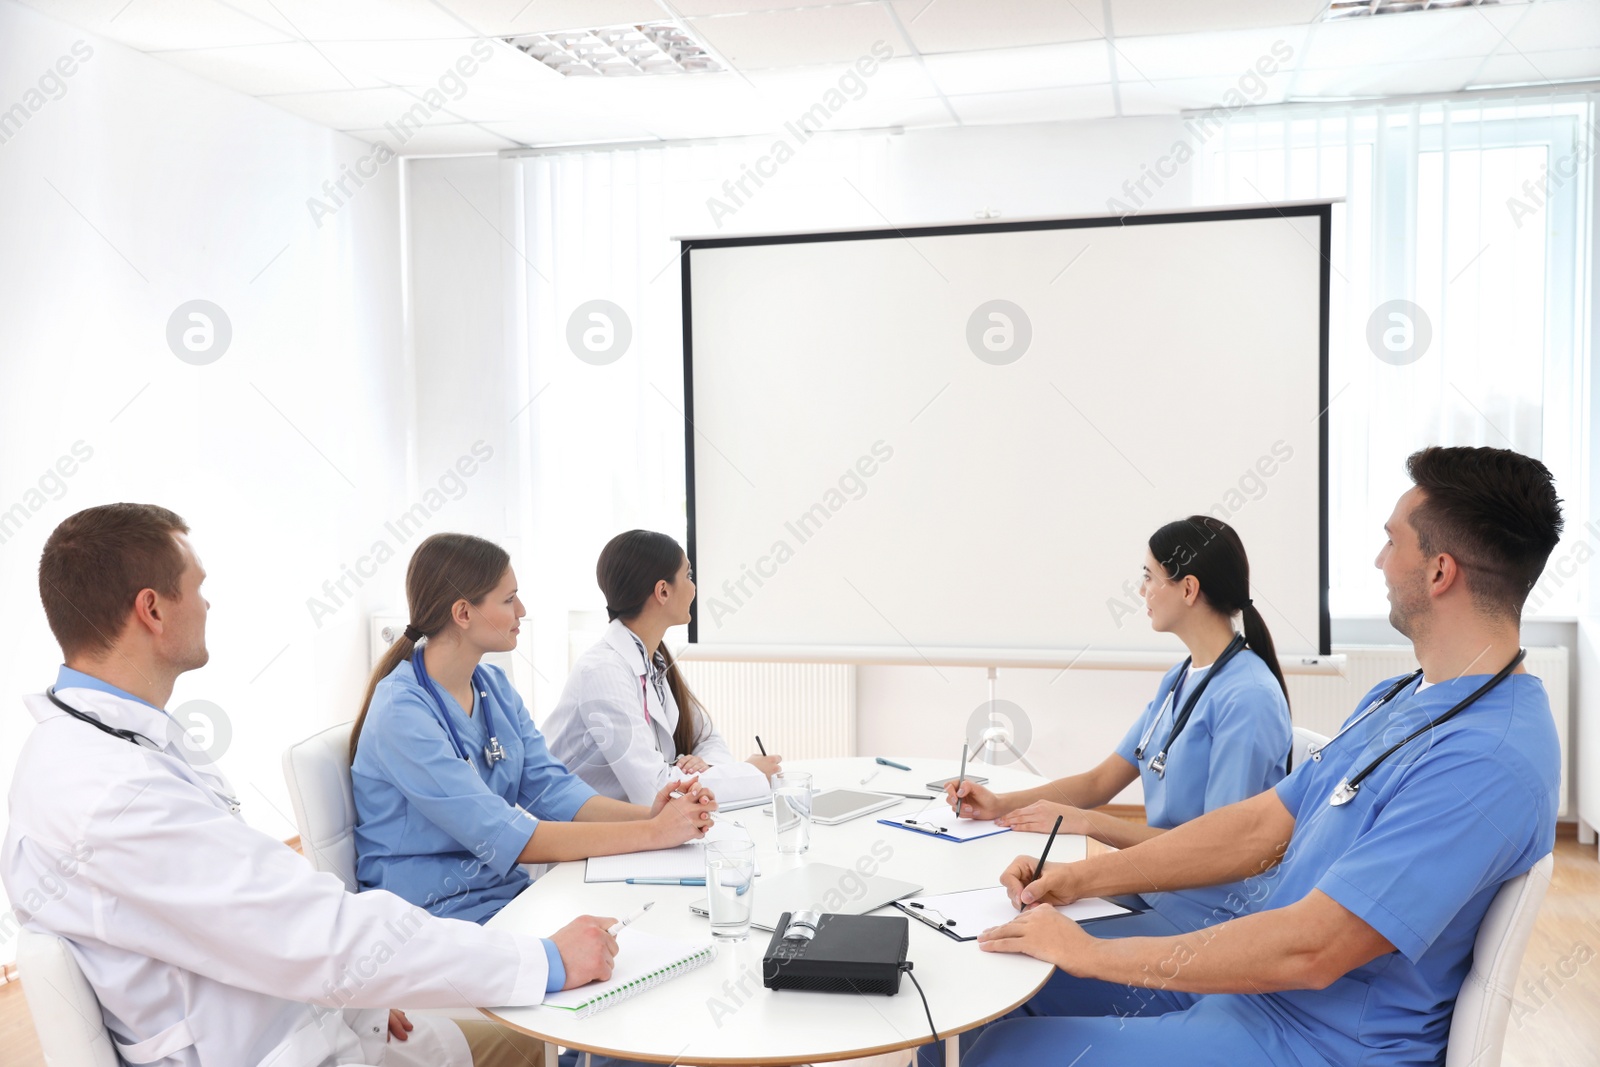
[877,806,1012,843]
[892,885,1148,942]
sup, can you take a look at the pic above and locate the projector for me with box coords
[762,910,909,995]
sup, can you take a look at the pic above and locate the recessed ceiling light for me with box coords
[505,23,723,77]
[1324,0,1527,19]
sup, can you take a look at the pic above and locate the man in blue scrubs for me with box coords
[966,445,1563,1067]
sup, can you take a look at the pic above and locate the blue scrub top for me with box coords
[352,658,598,924]
[1114,648,1292,931]
[1203,670,1558,1067]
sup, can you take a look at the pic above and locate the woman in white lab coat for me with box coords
[545,530,781,807]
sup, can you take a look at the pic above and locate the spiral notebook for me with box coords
[541,928,716,1019]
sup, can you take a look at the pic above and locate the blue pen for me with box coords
[875,757,912,771]
[625,877,706,886]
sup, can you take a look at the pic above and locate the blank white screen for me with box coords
[685,209,1327,657]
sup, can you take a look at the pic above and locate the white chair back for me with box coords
[1288,725,1330,773]
[1445,852,1554,1067]
[281,721,360,891]
[16,928,119,1067]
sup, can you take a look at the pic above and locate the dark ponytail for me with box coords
[596,530,710,757]
[1147,515,1289,708]
[349,533,511,761]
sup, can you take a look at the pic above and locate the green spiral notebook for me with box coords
[541,928,717,1019]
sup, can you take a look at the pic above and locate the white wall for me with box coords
[0,0,412,963]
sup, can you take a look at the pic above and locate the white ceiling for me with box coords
[20,0,1600,153]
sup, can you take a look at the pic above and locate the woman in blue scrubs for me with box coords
[947,515,1293,935]
[350,533,716,924]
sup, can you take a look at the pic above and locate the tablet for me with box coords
[808,788,902,825]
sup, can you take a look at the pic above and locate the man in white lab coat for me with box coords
[2,503,618,1066]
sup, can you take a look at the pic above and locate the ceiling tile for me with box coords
[947,83,1118,125]
[1109,0,1325,37]
[258,0,476,42]
[347,121,519,154]
[742,57,938,108]
[892,0,1105,54]
[1502,0,1600,53]
[1300,7,1522,68]
[921,40,1111,94]
[152,43,387,95]
[1470,47,1600,88]
[688,6,906,69]
[315,39,504,86]
[674,0,851,14]
[1292,57,1485,99]
[436,0,666,36]
[1114,26,1306,81]
[19,0,295,49]
[263,86,463,129]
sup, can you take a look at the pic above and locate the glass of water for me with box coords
[772,771,813,855]
[705,839,756,942]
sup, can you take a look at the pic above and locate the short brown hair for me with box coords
[1405,446,1564,620]
[39,504,190,658]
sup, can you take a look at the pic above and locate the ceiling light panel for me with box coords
[506,22,723,77]
[1323,0,1528,19]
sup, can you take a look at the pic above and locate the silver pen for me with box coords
[607,901,655,936]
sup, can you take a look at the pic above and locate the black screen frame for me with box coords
[679,203,1333,656]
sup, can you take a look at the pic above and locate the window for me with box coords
[1199,97,1592,616]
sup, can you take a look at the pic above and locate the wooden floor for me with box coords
[3,838,1597,1064]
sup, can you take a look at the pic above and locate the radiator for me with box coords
[673,660,856,760]
[1286,645,1570,816]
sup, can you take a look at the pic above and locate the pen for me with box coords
[876,791,935,799]
[955,742,969,803]
[756,735,767,756]
[626,878,706,886]
[875,757,911,771]
[608,901,655,935]
[860,768,881,785]
[1028,815,1065,886]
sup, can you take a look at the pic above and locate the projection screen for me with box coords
[681,205,1330,660]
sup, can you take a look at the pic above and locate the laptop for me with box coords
[689,862,923,932]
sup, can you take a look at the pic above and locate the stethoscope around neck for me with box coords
[1134,632,1249,779]
[411,645,508,768]
[46,688,243,814]
[1313,648,1526,807]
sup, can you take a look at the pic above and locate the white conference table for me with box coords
[483,756,1080,1065]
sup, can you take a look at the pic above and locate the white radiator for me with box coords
[1287,645,1569,816]
[673,660,856,760]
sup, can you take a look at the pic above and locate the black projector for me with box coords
[762,910,909,995]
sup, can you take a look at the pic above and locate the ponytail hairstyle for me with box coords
[596,530,710,758]
[1147,515,1289,708]
[349,533,512,761]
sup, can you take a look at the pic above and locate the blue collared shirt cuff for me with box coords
[541,938,566,992]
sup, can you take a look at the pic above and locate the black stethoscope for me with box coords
[1313,648,1526,807]
[47,688,243,814]
[412,646,508,768]
[1133,632,1249,779]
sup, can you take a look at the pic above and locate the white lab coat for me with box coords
[1,686,552,1067]
[543,621,769,807]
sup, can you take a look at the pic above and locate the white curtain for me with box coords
[512,136,891,714]
[1197,96,1593,616]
